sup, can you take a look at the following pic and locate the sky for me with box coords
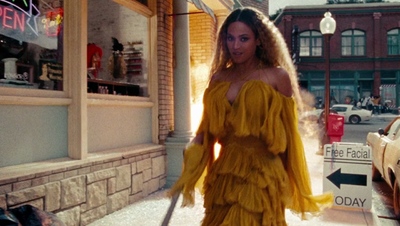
[269,0,400,15]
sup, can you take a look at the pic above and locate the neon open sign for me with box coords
[0,0,40,36]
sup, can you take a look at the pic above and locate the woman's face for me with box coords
[226,21,259,65]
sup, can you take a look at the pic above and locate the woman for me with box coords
[168,7,333,225]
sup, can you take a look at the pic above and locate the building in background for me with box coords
[274,3,400,111]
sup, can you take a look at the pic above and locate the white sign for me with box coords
[323,142,372,209]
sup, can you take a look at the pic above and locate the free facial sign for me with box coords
[323,143,372,210]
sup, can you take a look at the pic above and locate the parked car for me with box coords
[331,104,372,124]
[367,117,400,217]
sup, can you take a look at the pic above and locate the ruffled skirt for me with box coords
[202,135,291,226]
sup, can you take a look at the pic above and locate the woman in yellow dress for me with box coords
[168,7,333,225]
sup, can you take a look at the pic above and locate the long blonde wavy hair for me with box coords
[209,7,304,110]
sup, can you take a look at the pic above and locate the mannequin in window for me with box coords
[87,43,103,78]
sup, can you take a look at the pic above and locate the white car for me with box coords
[331,104,372,124]
[367,117,400,217]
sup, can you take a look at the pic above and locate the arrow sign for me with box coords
[327,168,367,189]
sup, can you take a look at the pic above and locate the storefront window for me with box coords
[87,0,149,97]
[0,0,64,91]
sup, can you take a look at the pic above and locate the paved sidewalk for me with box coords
[88,137,380,226]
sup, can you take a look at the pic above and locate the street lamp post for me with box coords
[320,10,336,140]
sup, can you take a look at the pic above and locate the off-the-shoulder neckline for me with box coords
[210,80,293,99]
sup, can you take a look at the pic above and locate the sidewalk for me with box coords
[88,137,381,226]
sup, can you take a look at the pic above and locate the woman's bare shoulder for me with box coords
[210,70,229,84]
[259,67,293,97]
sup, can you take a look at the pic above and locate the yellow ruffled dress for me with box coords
[168,80,333,226]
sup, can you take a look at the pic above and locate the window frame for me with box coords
[341,29,366,56]
[387,29,400,56]
[0,0,155,103]
[299,30,323,57]
[0,0,159,160]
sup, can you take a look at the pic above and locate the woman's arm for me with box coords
[273,68,293,97]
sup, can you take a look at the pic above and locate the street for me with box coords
[340,115,400,226]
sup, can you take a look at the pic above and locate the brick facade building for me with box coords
[275,3,400,110]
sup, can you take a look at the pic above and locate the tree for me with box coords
[269,9,282,21]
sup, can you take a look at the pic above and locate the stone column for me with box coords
[165,0,193,187]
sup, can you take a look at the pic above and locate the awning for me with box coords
[187,0,216,20]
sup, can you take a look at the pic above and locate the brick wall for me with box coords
[158,0,174,143]
[189,13,217,103]
[275,4,400,104]
[189,13,216,66]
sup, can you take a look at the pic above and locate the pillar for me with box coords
[165,0,193,187]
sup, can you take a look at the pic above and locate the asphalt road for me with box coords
[340,114,400,226]
[341,115,393,144]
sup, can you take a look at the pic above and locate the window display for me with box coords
[87,0,149,97]
[0,0,63,90]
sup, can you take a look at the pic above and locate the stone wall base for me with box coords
[0,144,166,226]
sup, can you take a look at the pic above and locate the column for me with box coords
[165,0,193,187]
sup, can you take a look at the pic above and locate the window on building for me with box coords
[299,31,322,57]
[388,29,400,55]
[0,0,64,91]
[341,30,365,56]
[87,0,150,97]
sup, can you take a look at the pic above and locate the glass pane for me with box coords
[388,35,397,45]
[342,30,352,35]
[0,0,64,91]
[311,31,322,36]
[354,36,365,46]
[353,30,364,35]
[88,0,149,96]
[341,37,351,55]
[354,37,365,55]
[315,37,322,47]
[354,46,364,56]
[342,37,351,46]
[311,38,322,56]
[312,46,322,56]
[342,46,351,55]
[299,37,310,56]
[300,31,310,37]
[388,35,399,55]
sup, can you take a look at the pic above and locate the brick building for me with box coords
[274,3,400,110]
